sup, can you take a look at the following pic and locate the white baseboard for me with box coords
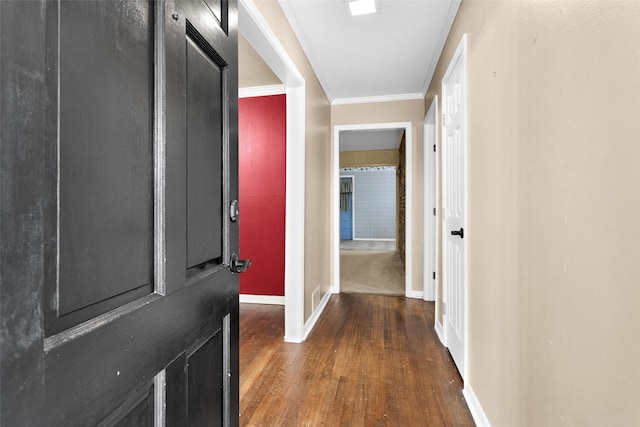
[434,320,445,345]
[239,294,285,305]
[302,290,332,340]
[406,290,423,299]
[463,383,492,427]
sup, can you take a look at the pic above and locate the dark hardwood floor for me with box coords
[239,294,475,426]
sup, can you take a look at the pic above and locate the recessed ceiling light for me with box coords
[348,0,377,17]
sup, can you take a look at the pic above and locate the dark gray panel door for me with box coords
[0,0,239,425]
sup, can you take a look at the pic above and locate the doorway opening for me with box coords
[238,0,306,342]
[423,96,438,302]
[332,122,413,297]
[339,164,402,296]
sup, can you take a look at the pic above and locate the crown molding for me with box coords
[332,92,423,106]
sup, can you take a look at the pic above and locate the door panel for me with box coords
[203,0,224,27]
[187,329,224,425]
[442,38,466,377]
[55,0,154,331]
[101,381,155,427]
[0,0,239,425]
[186,36,224,269]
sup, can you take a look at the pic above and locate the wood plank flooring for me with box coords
[239,294,474,426]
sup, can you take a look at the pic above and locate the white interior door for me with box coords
[442,35,467,377]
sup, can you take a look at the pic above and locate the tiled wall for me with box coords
[340,167,396,240]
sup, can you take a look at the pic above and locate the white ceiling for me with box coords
[278,0,461,104]
[339,129,404,152]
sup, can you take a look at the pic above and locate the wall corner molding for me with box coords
[301,290,332,341]
[434,320,445,345]
[406,290,424,299]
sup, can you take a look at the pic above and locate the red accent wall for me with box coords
[238,94,286,296]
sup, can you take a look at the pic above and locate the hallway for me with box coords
[239,294,474,426]
[340,250,404,296]
[339,240,404,296]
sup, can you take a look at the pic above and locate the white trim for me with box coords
[463,384,492,427]
[239,0,304,87]
[283,85,305,343]
[301,290,332,341]
[239,0,306,343]
[420,0,462,97]
[239,84,286,98]
[434,320,445,345]
[333,122,413,298]
[332,93,423,106]
[441,33,468,378]
[405,124,414,299]
[434,94,442,316]
[423,96,438,302]
[406,290,423,299]
[239,294,285,305]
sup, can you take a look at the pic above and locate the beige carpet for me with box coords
[340,250,405,296]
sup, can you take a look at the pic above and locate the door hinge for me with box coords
[433,144,436,153]
[433,207,436,216]
[442,113,446,125]
[442,302,446,315]
[432,271,436,280]
[229,200,239,222]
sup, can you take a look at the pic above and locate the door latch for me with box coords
[230,253,251,273]
[451,228,464,239]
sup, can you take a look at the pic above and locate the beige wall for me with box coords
[426,1,640,425]
[238,33,281,88]
[339,149,399,168]
[253,0,332,322]
[332,100,425,293]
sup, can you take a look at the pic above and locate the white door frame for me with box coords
[239,0,306,343]
[423,97,438,302]
[338,175,356,240]
[441,34,468,377]
[332,122,413,297]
